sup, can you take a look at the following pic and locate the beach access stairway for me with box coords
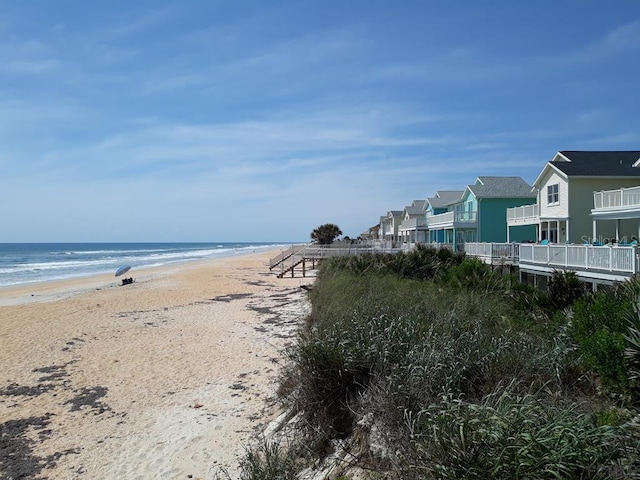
[269,244,401,278]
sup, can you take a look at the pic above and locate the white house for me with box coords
[399,200,427,245]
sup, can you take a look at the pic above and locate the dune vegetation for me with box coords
[240,246,640,479]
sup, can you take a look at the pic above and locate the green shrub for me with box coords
[280,250,640,476]
[407,388,635,480]
[624,299,640,385]
[438,257,503,292]
[320,246,466,282]
[571,292,632,393]
[293,327,371,437]
[548,270,588,309]
[290,270,570,446]
[238,438,298,480]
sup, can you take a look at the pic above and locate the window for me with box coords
[547,184,559,205]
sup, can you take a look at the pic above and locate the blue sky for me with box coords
[2,1,640,242]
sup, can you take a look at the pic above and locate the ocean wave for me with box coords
[0,243,289,287]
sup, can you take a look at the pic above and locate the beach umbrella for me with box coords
[115,265,132,277]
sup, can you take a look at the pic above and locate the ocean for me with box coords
[0,242,289,288]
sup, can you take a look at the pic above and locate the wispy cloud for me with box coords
[1,2,639,241]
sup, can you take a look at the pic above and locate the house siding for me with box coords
[571,178,640,243]
[479,198,536,242]
[538,170,568,220]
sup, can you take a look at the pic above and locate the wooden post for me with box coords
[303,258,306,277]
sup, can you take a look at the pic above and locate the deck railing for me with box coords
[506,204,539,224]
[427,211,454,227]
[400,217,427,230]
[427,210,477,228]
[593,186,640,211]
[269,244,306,269]
[272,244,403,276]
[465,242,519,260]
[518,244,638,273]
[272,242,640,279]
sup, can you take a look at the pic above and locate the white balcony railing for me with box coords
[427,210,477,228]
[465,242,519,260]
[593,186,640,211]
[400,217,427,231]
[519,244,638,274]
[506,204,540,225]
[427,211,454,227]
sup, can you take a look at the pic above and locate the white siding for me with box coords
[537,169,569,219]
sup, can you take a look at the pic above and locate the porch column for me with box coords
[616,219,620,243]
[566,220,570,244]
[507,225,510,243]
[556,220,560,243]
[593,219,597,244]
[546,222,550,242]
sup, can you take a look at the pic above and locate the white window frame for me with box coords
[547,184,559,206]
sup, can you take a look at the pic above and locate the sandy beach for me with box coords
[0,250,311,479]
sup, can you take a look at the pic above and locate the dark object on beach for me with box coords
[121,277,134,286]
[300,284,313,292]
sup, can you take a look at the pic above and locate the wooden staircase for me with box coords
[269,245,396,278]
[269,245,318,278]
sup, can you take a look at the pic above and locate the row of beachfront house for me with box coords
[362,151,640,285]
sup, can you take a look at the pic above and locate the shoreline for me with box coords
[0,249,312,479]
[0,248,288,307]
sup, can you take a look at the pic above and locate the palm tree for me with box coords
[310,223,343,245]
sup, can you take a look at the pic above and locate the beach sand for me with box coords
[0,250,312,479]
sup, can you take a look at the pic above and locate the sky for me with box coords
[1,1,640,243]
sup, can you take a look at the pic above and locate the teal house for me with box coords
[427,177,537,249]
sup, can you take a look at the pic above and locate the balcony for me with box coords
[592,186,640,219]
[464,242,639,282]
[399,217,427,231]
[427,210,477,229]
[506,204,539,226]
[518,243,638,280]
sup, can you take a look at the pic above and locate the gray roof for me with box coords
[467,176,535,199]
[404,205,423,216]
[411,199,427,210]
[427,190,464,208]
[553,151,640,177]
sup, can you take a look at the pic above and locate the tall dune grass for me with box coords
[242,249,640,479]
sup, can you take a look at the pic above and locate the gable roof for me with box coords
[466,176,536,199]
[532,150,640,187]
[552,151,640,177]
[411,199,427,210]
[426,190,464,208]
[403,205,423,216]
